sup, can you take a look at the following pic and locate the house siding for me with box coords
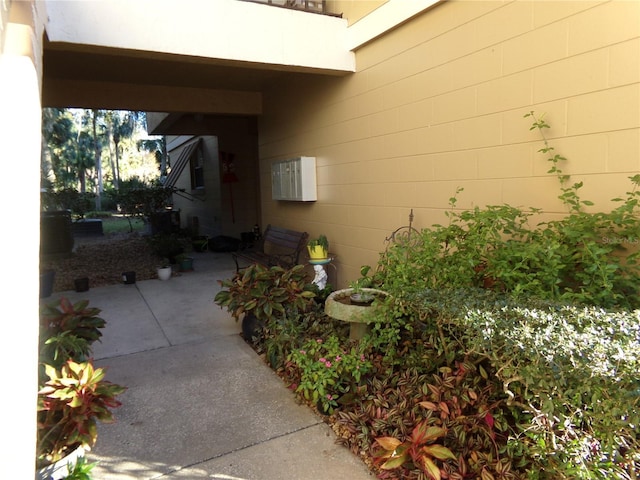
[170,136,224,239]
[168,116,261,240]
[258,0,640,285]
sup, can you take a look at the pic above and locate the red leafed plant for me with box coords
[37,359,126,468]
[373,422,456,480]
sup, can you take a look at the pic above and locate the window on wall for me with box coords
[190,143,205,190]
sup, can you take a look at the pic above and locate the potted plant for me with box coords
[214,264,315,342]
[157,262,172,280]
[176,253,194,272]
[37,360,126,478]
[39,297,106,366]
[37,298,125,478]
[192,235,209,252]
[307,234,329,260]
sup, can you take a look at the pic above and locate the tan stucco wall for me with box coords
[258,0,640,286]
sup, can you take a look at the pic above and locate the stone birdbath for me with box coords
[324,288,389,340]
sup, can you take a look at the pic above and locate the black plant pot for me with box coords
[74,277,89,292]
[241,313,263,342]
[122,271,136,284]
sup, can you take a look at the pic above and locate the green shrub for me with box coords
[214,264,315,324]
[41,188,96,218]
[289,334,372,414]
[408,289,640,479]
[371,114,640,310]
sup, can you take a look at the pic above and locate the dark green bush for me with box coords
[41,188,96,218]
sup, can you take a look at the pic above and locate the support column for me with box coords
[0,1,45,476]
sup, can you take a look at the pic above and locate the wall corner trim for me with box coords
[346,0,443,51]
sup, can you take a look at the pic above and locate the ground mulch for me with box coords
[40,233,161,293]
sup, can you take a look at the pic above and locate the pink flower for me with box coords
[325,361,332,368]
[327,394,333,400]
[335,355,342,362]
[316,338,323,344]
[360,354,366,362]
[299,350,306,354]
[318,357,326,363]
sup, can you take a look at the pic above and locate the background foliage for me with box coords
[41,108,165,211]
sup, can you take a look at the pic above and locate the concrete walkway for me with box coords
[53,251,372,480]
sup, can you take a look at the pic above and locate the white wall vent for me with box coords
[271,156,317,201]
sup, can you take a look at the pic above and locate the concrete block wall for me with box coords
[258,0,640,285]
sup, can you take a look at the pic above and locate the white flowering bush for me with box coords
[410,289,640,479]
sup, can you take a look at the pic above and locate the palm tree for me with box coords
[41,108,77,190]
[138,136,167,177]
[107,111,144,190]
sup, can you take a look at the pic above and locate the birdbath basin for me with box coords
[324,288,389,340]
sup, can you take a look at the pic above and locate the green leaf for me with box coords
[423,444,457,461]
[381,453,408,470]
[422,457,441,480]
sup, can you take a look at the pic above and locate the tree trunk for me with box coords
[78,169,86,193]
[160,136,168,177]
[113,138,121,190]
[92,110,103,210]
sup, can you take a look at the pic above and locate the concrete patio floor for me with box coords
[49,250,372,480]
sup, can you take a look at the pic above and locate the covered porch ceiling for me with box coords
[41,0,354,135]
[41,40,345,135]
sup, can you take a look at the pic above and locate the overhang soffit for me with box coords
[43,0,354,73]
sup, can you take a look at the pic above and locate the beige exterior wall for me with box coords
[169,136,224,238]
[168,117,261,240]
[328,0,386,25]
[258,0,640,286]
